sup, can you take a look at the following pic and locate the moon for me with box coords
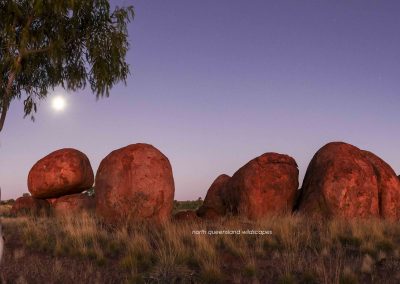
[51,96,66,111]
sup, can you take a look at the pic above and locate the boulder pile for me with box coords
[12,148,95,216]
[11,141,400,222]
[194,142,400,221]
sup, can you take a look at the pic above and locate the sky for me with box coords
[0,0,399,200]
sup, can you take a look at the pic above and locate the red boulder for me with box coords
[226,153,299,220]
[297,142,400,220]
[53,193,95,215]
[11,196,50,216]
[95,144,175,223]
[28,148,94,199]
[197,174,230,218]
[361,151,400,220]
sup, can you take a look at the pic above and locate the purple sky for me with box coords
[1,0,399,200]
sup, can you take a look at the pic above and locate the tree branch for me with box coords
[0,15,35,132]
[22,44,52,56]
[0,56,22,132]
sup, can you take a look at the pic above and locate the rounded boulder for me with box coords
[95,143,175,223]
[197,174,230,218]
[28,148,94,199]
[53,193,95,215]
[296,142,400,219]
[361,150,400,220]
[11,196,50,216]
[226,153,299,220]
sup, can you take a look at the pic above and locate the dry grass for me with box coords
[0,204,12,215]
[1,213,400,283]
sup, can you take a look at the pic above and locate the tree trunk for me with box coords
[0,57,21,133]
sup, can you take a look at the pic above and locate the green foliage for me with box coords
[173,198,203,213]
[0,0,134,131]
[0,198,15,205]
[84,187,95,197]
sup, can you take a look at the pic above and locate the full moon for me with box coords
[51,96,66,111]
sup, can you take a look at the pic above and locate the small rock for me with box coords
[11,196,50,216]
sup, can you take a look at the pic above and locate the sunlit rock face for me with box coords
[95,143,175,223]
[11,196,50,216]
[296,142,400,220]
[53,193,95,215]
[28,149,94,199]
[361,150,400,220]
[197,174,231,219]
[225,153,299,220]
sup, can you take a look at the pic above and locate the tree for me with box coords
[0,0,134,132]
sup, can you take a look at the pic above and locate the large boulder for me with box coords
[225,153,299,220]
[296,142,400,220]
[95,143,175,223]
[197,174,230,218]
[11,196,50,216]
[361,151,400,220]
[53,193,95,215]
[28,148,94,199]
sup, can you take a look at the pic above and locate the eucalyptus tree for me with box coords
[0,0,134,132]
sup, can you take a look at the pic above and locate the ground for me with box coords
[1,202,400,283]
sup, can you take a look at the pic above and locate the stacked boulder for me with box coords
[12,144,175,223]
[295,142,400,220]
[11,141,399,222]
[12,148,94,216]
